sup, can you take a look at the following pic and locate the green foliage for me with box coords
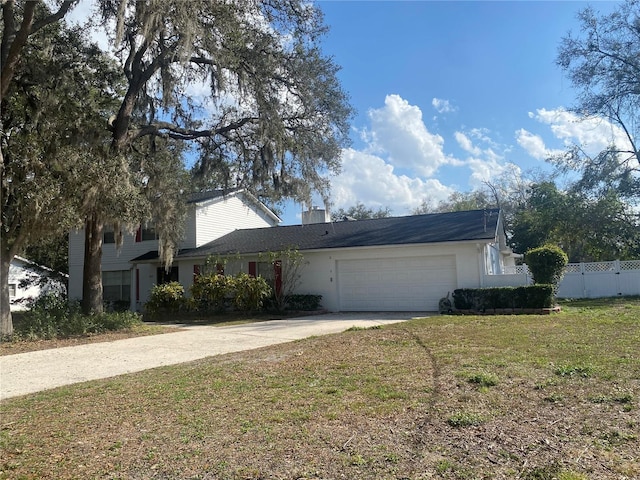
[232,273,272,312]
[190,274,234,312]
[284,294,323,311]
[452,286,554,310]
[512,182,640,261]
[145,282,186,315]
[556,1,640,201]
[526,245,569,287]
[331,202,392,221]
[13,292,140,340]
[260,248,309,312]
[446,411,485,427]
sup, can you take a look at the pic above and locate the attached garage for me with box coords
[337,255,457,311]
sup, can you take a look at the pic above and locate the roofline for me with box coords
[170,237,497,262]
[12,256,68,277]
[190,188,281,224]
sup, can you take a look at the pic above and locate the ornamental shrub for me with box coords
[145,281,186,314]
[452,285,554,310]
[526,245,569,287]
[232,273,272,312]
[190,273,233,312]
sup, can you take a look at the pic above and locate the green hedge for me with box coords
[452,285,554,311]
[285,294,323,311]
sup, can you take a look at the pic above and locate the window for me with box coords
[8,284,16,298]
[136,226,158,242]
[103,230,115,244]
[102,270,131,302]
[157,266,179,284]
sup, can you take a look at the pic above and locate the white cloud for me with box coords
[454,131,481,156]
[329,149,453,215]
[365,94,454,177]
[432,97,457,114]
[515,129,564,160]
[529,108,633,157]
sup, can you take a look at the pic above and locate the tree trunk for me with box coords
[0,250,13,336]
[82,214,104,315]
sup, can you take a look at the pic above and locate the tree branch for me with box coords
[32,0,76,33]
[131,117,257,142]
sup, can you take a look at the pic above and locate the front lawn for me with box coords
[1,298,638,479]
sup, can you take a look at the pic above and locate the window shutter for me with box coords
[274,260,282,297]
[248,261,257,277]
[135,226,141,242]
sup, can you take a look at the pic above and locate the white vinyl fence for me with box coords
[484,260,640,299]
[556,260,640,299]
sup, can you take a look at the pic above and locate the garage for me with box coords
[337,255,457,311]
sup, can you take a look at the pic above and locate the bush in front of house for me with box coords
[526,244,569,287]
[145,281,187,315]
[232,273,272,312]
[284,294,323,311]
[452,285,554,311]
[190,273,234,312]
[15,292,141,340]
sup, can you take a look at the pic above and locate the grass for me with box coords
[1,297,639,479]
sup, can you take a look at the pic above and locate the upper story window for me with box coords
[103,230,115,244]
[135,226,158,242]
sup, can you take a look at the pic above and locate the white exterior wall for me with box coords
[173,242,485,311]
[68,229,154,302]
[8,260,65,311]
[295,242,484,312]
[194,193,276,247]
[69,192,278,306]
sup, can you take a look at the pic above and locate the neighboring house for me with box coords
[132,207,519,312]
[8,257,67,311]
[68,189,281,310]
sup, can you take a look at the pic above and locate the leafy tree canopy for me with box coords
[511,182,640,262]
[331,202,392,221]
[556,0,640,201]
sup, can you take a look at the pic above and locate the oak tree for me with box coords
[77,0,352,313]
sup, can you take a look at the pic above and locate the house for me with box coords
[68,189,281,310]
[131,207,519,312]
[8,257,67,311]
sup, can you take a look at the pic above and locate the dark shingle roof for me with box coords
[176,209,501,259]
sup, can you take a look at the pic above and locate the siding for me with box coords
[68,191,278,303]
[173,242,485,312]
[194,193,276,247]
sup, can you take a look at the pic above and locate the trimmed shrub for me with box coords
[285,294,323,311]
[452,285,554,311]
[526,245,569,287]
[145,282,186,315]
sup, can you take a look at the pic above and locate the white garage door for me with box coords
[338,255,457,311]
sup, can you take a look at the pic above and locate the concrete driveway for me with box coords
[0,312,430,401]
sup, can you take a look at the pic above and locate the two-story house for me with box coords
[68,189,281,310]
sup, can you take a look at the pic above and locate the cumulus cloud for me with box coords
[329,149,453,215]
[365,94,454,177]
[515,129,564,160]
[528,108,633,157]
[432,97,457,114]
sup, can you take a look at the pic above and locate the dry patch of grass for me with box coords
[1,298,639,479]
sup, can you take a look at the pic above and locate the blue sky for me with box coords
[275,0,622,224]
[69,1,624,225]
